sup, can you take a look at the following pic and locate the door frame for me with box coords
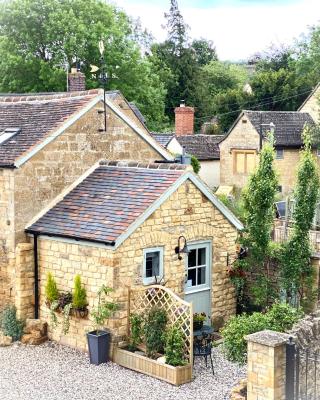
[184,240,212,316]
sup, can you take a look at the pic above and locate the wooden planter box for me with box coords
[113,346,192,386]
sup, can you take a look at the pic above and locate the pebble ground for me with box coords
[0,342,245,400]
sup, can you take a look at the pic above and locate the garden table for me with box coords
[193,324,214,337]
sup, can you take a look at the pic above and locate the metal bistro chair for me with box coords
[193,333,214,375]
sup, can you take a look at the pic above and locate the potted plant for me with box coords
[72,275,88,318]
[193,312,206,331]
[45,272,59,308]
[87,285,119,365]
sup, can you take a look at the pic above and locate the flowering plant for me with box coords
[193,312,206,323]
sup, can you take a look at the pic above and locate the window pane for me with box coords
[197,248,206,265]
[197,267,206,285]
[188,249,197,268]
[145,251,159,278]
[246,153,255,173]
[236,153,245,173]
[188,268,196,286]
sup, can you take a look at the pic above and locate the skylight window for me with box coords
[0,128,21,145]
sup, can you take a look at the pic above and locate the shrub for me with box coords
[144,307,168,359]
[164,325,186,366]
[72,275,87,310]
[191,155,201,174]
[45,272,59,303]
[222,312,267,364]
[0,305,24,341]
[222,302,303,364]
[265,302,303,332]
[128,313,144,351]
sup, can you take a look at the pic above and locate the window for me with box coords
[233,150,256,174]
[143,247,163,285]
[186,243,210,290]
[317,149,320,157]
[276,149,284,159]
[0,128,21,145]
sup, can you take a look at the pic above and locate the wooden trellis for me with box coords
[128,285,193,363]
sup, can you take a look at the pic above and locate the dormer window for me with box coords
[0,128,21,145]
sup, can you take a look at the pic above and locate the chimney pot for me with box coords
[174,103,194,136]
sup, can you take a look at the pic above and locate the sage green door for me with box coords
[184,241,211,319]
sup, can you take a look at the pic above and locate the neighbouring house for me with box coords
[219,110,315,195]
[152,103,224,189]
[298,83,320,123]
[0,71,173,316]
[23,160,242,350]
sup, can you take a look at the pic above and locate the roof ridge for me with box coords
[0,89,102,103]
[244,109,309,114]
[99,160,187,171]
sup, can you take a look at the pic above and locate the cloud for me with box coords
[115,0,319,60]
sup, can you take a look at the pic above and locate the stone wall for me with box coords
[0,169,15,308]
[35,181,238,351]
[219,117,260,189]
[246,330,290,400]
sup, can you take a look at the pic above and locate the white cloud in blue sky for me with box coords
[114,0,320,60]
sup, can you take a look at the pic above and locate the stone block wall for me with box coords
[0,169,15,308]
[35,181,238,351]
[219,117,260,189]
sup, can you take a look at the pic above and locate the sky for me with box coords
[114,0,320,61]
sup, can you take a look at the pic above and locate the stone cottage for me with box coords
[0,82,172,314]
[219,110,315,195]
[299,82,320,123]
[23,161,243,350]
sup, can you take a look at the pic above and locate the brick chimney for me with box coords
[174,101,194,136]
[68,67,86,92]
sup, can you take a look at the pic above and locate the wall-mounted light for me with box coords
[175,236,190,260]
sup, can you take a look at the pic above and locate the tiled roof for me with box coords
[26,161,186,244]
[244,111,315,147]
[0,90,99,167]
[177,134,224,160]
[151,133,175,148]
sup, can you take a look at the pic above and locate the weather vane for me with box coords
[91,39,108,132]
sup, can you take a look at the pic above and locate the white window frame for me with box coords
[184,241,211,294]
[275,149,284,160]
[143,247,164,285]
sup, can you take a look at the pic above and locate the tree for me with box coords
[0,0,167,130]
[191,38,217,66]
[240,132,279,308]
[280,126,320,308]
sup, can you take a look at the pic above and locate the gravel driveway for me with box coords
[0,342,245,400]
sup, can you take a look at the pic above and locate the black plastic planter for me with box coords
[87,330,110,365]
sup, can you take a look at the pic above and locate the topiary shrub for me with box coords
[45,272,59,304]
[164,325,186,366]
[72,275,87,310]
[222,302,303,364]
[191,155,201,174]
[144,307,168,359]
[0,305,24,341]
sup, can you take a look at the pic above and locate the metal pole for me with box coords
[33,234,39,319]
[104,86,107,132]
[259,112,263,151]
[286,337,296,400]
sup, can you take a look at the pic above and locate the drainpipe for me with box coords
[33,233,39,319]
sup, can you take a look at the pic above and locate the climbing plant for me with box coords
[280,126,320,309]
